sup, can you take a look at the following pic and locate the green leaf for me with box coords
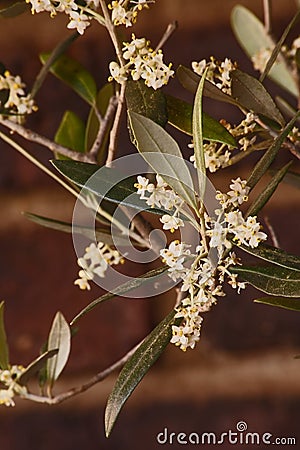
[0,2,28,18]
[70,266,168,326]
[260,10,300,83]
[85,83,114,162]
[126,79,167,127]
[231,69,284,126]
[237,242,300,272]
[0,301,9,370]
[54,110,85,159]
[176,65,239,106]
[166,94,236,147]
[128,111,198,211]
[192,68,207,198]
[17,349,58,386]
[246,111,300,189]
[46,312,71,388]
[230,265,300,297]
[231,5,299,97]
[52,160,169,215]
[245,161,292,216]
[24,212,141,247]
[254,296,300,312]
[40,53,97,105]
[105,310,176,437]
[31,33,78,99]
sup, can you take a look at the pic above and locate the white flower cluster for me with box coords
[192,57,236,94]
[189,113,257,172]
[0,365,27,407]
[136,175,267,351]
[251,47,274,72]
[27,0,99,34]
[134,175,184,232]
[75,242,124,290]
[109,0,153,27]
[109,35,174,89]
[207,178,267,258]
[0,70,36,123]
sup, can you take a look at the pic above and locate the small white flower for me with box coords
[160,214,184,232]
[67,11,90,35]
[109,62,128,83]
[0,389,15,407]
[227,177,250,206]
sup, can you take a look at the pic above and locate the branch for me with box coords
[155,21,178,52]
[106,83,126,166]
[0,118,96,163]
[263,0,272,34]
[89,95,118,160]
[21,341,141,405]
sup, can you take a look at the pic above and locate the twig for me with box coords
[99,0,124,66]
[0,131,80,199]
[264,215,279,247]
[0,119,96,163]
[155,21,178,52]
[106,83,126,167]
[21,341,141,405]
[263,0,272,34]
[89,95,118,160]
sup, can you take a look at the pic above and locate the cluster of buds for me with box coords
[135,175,267,351]
[109,0,153,27]
[192,57,236,94]
[0,366,27,407]
[109,35,174,89]
[0,70,36,123]
[75,242,124,290]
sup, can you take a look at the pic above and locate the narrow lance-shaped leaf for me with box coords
[52,160,172,216]
[176,65,240,106]
[126,79,167,127]
[230,265,300,297]
[24,212,137,247]
[17,349,58,386]
[39,53,97,106]
[238,242,300,272]
[254,296,300,312]
[46,312,71,388]
[231,69,285,126]
[54,110,86,159]
[260,10,300,83]
[31,33,78,99]
[246,111,300,189]
[193,68,207,199]
[231,5,298,97]
[245,161,293,217]
[166,94,236,147]
[0,301,9,370]
[105,310,176,437]
[128,111,198,211]
[70,266,168,326]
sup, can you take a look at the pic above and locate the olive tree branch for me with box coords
[21,341,141,405]
[0,119,96,163]
[106,83,126,166]
[89,94,118,160]
[263,0,272,34]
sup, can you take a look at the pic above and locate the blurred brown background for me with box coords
[0,0,299,448]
